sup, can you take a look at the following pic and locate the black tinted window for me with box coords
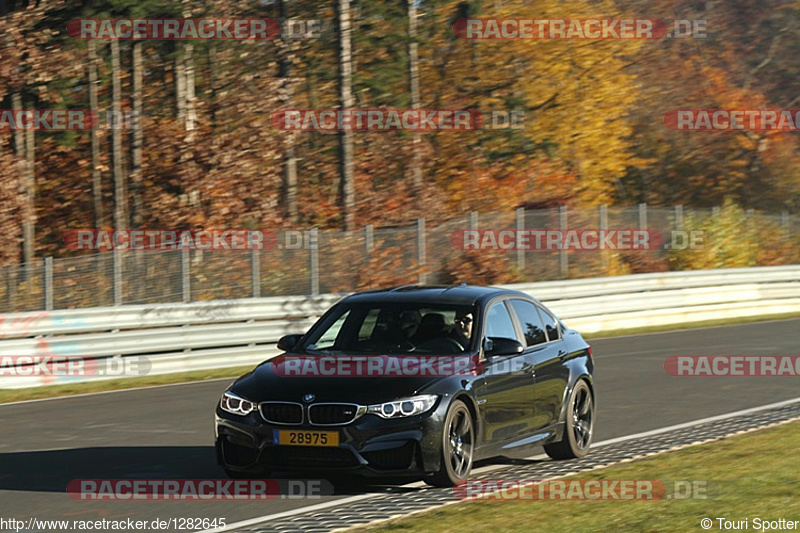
[301,303,475,355]
[485,302,518,341]
[538,307,561,341]
[510,300,546,347]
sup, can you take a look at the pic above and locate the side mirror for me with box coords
[485,337,524,357]
[277,334,303,352]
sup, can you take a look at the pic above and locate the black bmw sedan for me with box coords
[215,284,595,486]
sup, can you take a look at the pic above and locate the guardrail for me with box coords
[1,265,798,389]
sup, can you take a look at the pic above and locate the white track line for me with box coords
[593,396,800,448]
[199,396,800,533]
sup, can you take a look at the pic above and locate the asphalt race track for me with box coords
[1,319,798,531]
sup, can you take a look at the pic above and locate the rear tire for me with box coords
[427,400,475,487]
[545,380,594,460]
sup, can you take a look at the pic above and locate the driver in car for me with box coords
[399,310,422,340]
[450,311,473,349]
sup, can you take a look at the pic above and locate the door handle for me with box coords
[558,350,567,358]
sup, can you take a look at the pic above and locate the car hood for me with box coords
[229,354,464,405]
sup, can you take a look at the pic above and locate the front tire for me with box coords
[545,380,594,460]
[427,400,475,487]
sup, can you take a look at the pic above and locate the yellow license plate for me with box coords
[275,430,339,447]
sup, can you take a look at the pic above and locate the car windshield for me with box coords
[298,303,477,355]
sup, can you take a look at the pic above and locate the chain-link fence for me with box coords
[1,204,798,313]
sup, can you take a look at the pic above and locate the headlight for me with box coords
[367,395,438,419]
[220,391,257,416]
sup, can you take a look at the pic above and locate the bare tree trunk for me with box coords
[182,1,196,132]
[175,45,186,124]
[88,40,109,294]
[12,93,35,278]
[336,0,355,231]
[277,0,298,223]
[130,40,144,228]
[11,92,25,208]
[128,40,146,302]
[23,111,35,278]
[184,45,196,132]
[177,2,198,245]
[88,40,104,229]
[202,0,217,129]
[6,27,23,296]
[207,41,219,129]
[407,0,423,198]
[111,39,128,231]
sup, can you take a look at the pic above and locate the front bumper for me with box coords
[215,400,448,476]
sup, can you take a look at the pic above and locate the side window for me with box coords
[485,302,518,341]
[358,309,380,340]
[538,307,561,341]
[510,300,547,347]
[312,310,350,350]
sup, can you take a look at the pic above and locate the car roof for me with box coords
[340,284,537,307]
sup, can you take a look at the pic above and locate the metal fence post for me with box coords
[599,205,608,272]
[468,212,478,232]
[44,256,53,311]
[599,204,608,231]
[558,205,568,278]
[181,249,191,303]
[674,204,684,230]
[638,202,648,230]
[251,246,260,298]
[113,249,122,306]
[309,228,319,295]
[745,209,756,238]
[365,224,373,254]
[417,218,427,285]
[516,207,525,273]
